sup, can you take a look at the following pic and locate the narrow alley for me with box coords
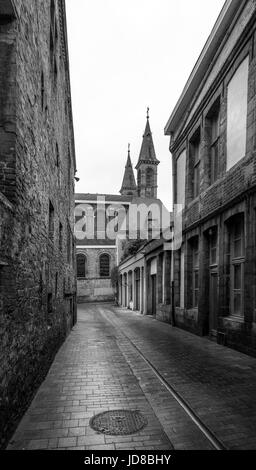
[8,304,256,451]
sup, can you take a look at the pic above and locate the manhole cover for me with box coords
[90,410,148,435]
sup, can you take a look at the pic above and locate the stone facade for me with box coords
[165,0,256,356]
[118,236,173,324]
[0,0,76,447]
[75,194,132,303]
[77,247,116,303]
[75,114,165,303]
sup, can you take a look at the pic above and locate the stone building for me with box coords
[75,193,132,303]
[0,0,76,447]
[165,0,256,356]
[75,114,170,303]
[118,228,173,324]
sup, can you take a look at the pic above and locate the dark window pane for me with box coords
[234,265,241,290]
[234,293,242,316]
[234,239,242,258]
[77,254,86,278]
[194,164,200,198]
[211,248,217,265]
[100,254,110,277]
[210,142,219,184]
[194,271,199,289]
[194,289,199,308]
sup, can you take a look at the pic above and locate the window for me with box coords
[77,254,86,278]
[100,254,110,278]
[191,237,199,308]
[189,129,201,199]
[145,168,154,197]
[227,56,249,170]
[227,214,245,317]
[49,201,54,241]
[209,228,218,266]
[176,150,186,208]
[146,167,154,186]
[207,99,220,184]
[176,150,186,209]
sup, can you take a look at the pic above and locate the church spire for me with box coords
[135,108,160,170]
[136,109,160,199]
[120,144,137,196]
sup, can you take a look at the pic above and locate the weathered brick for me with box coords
[0,0,76,449]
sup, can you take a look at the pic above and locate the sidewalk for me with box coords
[7,305,172,450]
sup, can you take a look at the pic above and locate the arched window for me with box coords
[100,253,110,278]
[76,253,86,278]
[146,167,154,186]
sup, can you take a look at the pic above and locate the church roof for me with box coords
[136,113,160,169]
[120,146,137,195]
[75,193,133,203]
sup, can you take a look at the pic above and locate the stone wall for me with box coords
[171,4,256,356]
[77,247,116,303]
[0,0,76,448]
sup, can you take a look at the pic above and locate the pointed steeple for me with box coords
[136,109,160,199]
[120,144,137,196]
[135,108,160,170]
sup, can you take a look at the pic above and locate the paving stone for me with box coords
[9,303,256,450]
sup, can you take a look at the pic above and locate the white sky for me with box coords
[66,0,225,210]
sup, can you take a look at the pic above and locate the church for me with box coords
[75,111,169,303]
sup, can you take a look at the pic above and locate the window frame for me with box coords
[99,253,110,278]
[190,237,199,308]
[206,98,221,185]
[76,253,87,279]
[189,129,201,200]
[228,215,245,318]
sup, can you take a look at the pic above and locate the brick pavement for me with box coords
[7,305,172,450]
[102,305,256,450]
[8,303,256,450]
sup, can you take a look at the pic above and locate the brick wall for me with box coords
[0,0,76,448]
[170,4,256,356]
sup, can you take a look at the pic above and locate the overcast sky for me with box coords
[66,0,225,210]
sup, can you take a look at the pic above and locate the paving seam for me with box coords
[96,308,174,449]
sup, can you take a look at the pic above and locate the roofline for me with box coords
[164,0,245,136]
[61,0,77,171]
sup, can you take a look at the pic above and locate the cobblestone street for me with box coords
[8,304,256,451]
